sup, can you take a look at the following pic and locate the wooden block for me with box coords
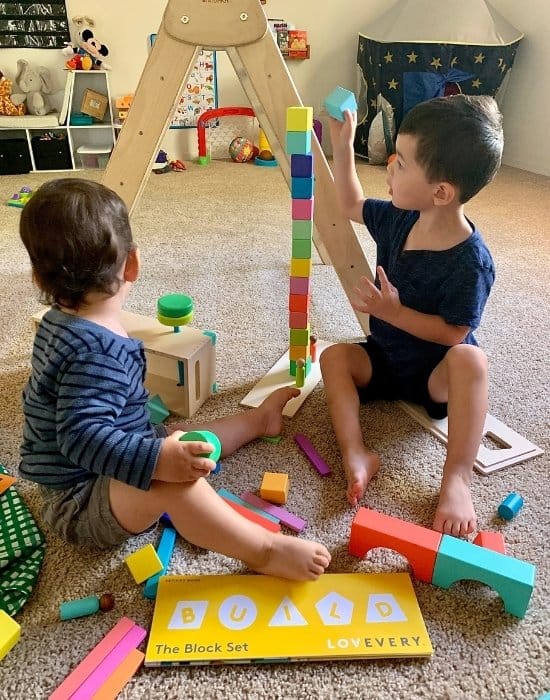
[290,153,313,178]
[292,219,313,240]
[0,472,16,496]
[143,527,177,600]
[289,327,310,346]
[289,293,310,313]
[291,176,314,199]
[286,106,313,132]
[125,544,163,584]
[286,130,312,154]
[290,257,312,278]
[288,344,309,361]
[473,531,506,554]
[217,488,280,523]
[221,497,281,532]
[0,610,20,662]
[294,433,332,477]
[91,648,144,700]
[260,472,289,505]
[240,491,307,533]
[292,197,314,220]
[348,508,442,584]
[432,535,536,618]
[289,311,309,329]
[292,237,312,259]
[323,86,357,121]
[289,275,311,295]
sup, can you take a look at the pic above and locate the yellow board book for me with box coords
[145,572,432,665]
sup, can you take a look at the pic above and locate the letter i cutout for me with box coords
[286,106,314,383]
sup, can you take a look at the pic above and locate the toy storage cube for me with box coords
[0,138,32,174]
[31,134,72,170]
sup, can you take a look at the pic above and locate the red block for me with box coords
[289,293,310,313]
[349,507,442,583]
[473,531,506,554]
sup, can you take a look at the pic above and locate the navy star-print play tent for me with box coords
[354,0,523,163]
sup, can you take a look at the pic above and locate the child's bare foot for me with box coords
[433,471,476,537]
[343,449,380,506]
[248,534,331,581]
[257,387,300,437]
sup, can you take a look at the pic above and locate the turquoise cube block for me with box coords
[286,130,312,155]
[146,394,170,425]
[431,534,536,619]
[291,177,314,199]
[292,238,312,259]
[324,86,358,121]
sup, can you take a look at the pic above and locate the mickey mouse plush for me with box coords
[62,16,111,71]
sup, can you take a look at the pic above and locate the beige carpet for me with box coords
[0,160,548,699]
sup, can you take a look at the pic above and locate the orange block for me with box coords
[222,498,281,532]
[473,531,506,554]
[289,311,309,328]
[289,344,309,361]
[349,507,442,583]
[289,294,310,313]
[92,648,144,700]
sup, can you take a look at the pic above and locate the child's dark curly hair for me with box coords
[20,178,135,310]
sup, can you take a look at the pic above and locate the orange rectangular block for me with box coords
[349,508,442,583]
[289,344,309,361]
[222,497,281,532]
[473,531,506,554]
[289,293,311,313]
[92,648,144,700]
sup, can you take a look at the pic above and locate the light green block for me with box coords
[432,534,536,618]
[292,220,313,240]
[289,328,310,346]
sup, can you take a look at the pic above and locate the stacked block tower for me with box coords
[286,106,314,384]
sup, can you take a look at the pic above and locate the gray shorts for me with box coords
[39,477,137,549]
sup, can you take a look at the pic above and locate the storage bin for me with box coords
[31,134,72,170]
[76,145,111,169]
[0,139,32,174]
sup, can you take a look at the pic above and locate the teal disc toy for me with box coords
[157,294,194,326]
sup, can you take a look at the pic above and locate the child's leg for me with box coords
[109,478,331,581]
[168,387,299,458]
[320,343,380,506]
[428,344,488,537]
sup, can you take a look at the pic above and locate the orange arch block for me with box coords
[349,508,442,583]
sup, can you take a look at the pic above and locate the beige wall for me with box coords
[1,0,548,174]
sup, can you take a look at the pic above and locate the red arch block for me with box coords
[349,508,442,583]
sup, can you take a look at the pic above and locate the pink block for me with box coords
[290,276,311,295]
[292,197,314,220]
[72,624,147,700]
[50,618,137,700]
[240,492,307,533]
[289,311,309,328]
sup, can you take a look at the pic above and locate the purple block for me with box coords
[240,492,307,533]
[294,433,332,476]
[291,154,313,178]
[292,197,314,221]
[290,276,311,295]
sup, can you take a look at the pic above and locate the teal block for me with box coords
[146,394,169,425]
[291,177,314,199]
[432,534,536,618]
[143,527,177,600]
[286,131,311,155]
[217,488,280,524]
[324,86,358,121]
[292,220,313,240]
[292,238,312,259]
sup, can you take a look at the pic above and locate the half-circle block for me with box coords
[348,508,442,583]
[432,535,535,618]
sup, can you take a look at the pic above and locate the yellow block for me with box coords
[125,544,163,584]
[289,344,309,361]
[290,258,312,278]
[286,106,313,132]
[0,610,21,662]
[260,471,289,505]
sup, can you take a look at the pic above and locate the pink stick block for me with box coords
[71,624,147,700]
[294,433,332,476]
[50,618,137,700]
[240,492,307,533]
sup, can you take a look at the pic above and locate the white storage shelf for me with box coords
[0,70,115,173]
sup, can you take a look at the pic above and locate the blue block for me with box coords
[217,488,280,524]
[291,154,313,178]
[286,131,311,155]
[324,86,358,121]
[431,534,536,618]
[291,177,314,199]
[143,527,177,600]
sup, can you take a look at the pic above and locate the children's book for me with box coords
[145,572,432,666]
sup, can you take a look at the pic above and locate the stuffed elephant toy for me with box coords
[11,59,54,116]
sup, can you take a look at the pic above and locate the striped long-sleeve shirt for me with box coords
[20,307,163,490]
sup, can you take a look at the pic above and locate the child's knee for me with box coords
[448,344,488,377]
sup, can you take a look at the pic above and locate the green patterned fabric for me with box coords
[0,464,45,616]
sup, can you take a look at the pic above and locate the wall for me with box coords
[0,0,547,174]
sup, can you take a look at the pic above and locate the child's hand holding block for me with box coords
[324,86,358,121]
[260,472,289,505]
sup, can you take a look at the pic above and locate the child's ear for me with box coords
[433,182,458,206]
[123,247,140,282]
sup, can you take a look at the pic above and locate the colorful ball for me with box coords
[228,136,255,163]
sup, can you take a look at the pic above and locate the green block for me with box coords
[289,328,310,346]
[431,534,536,618]
[292,238,312,259]
[289,357,312,377]
[292,220,313,240]
[146,394,170,425]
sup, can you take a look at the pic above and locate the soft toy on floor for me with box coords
[62,15,111,71]
[11,60,54,116]
[0,70,26,116]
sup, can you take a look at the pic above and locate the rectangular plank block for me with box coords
[294,433,332,476]
[240,492,307,533]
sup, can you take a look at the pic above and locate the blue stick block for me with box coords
[143,527,177,600]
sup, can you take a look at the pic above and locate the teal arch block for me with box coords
[432,535,536,618]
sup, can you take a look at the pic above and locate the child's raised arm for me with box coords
[328,110,366,224]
